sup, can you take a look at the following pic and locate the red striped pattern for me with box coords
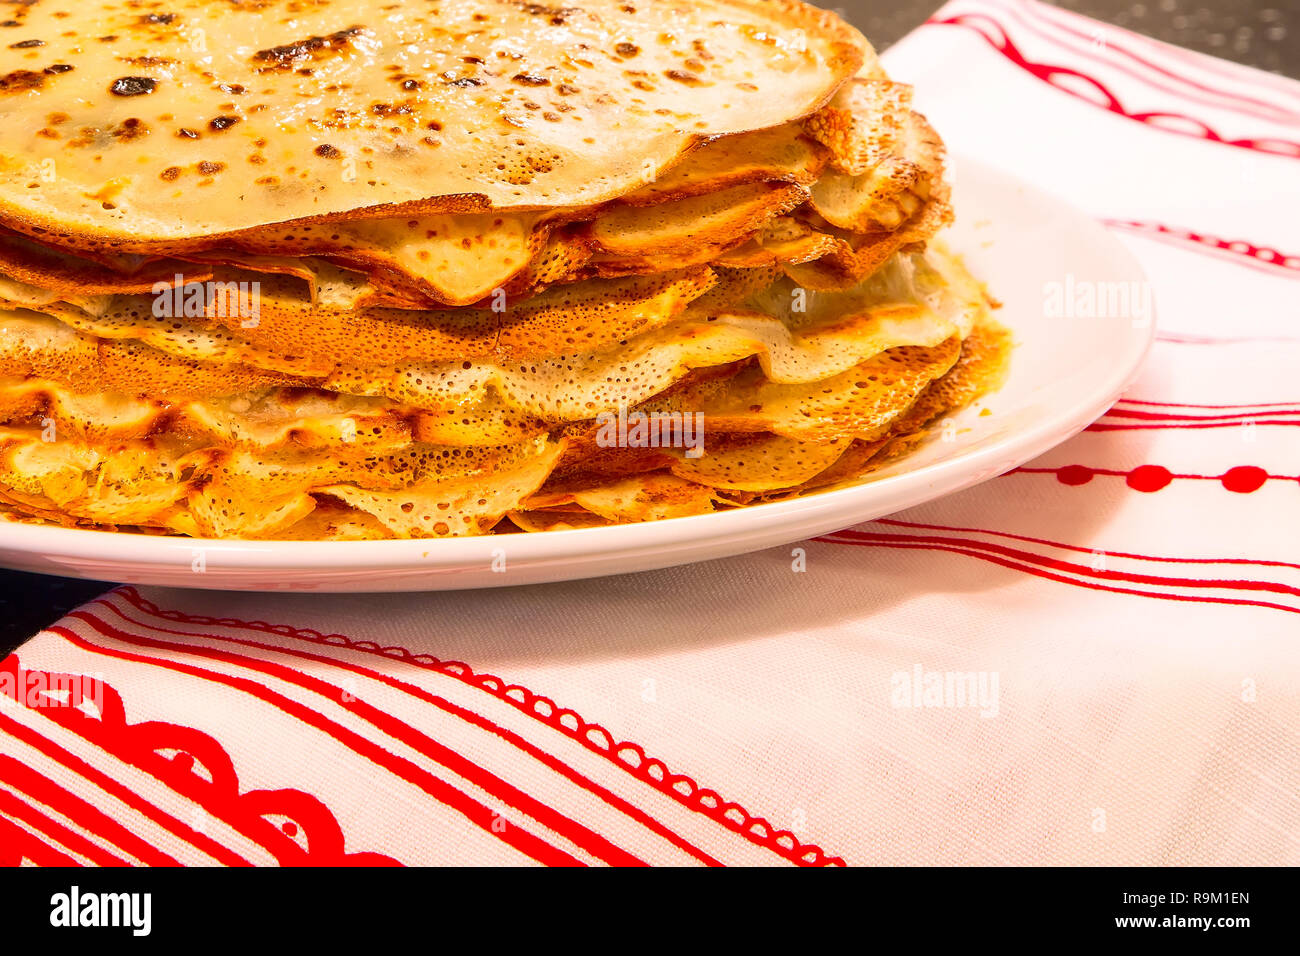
[110,587,842,867]
[1091,399,1300,432]
[930,11,1300,157]
[818,520,1300,615]
[1022,0,1300,110]
[0,588,847,867]
[989,0,1300,123]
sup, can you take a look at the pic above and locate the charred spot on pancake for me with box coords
[8,38,43,48]
[0,69,43,92]
[371,102,413,118]
[120,55,175,67]
[42,63,72,74]
[140,13,177,25]
[159,166,182,181]
[111,117,150,141]
[665,70,705,86]
[514,2,578,26]
[314,144,341,159]
[109,76,157,96]
[445,76,483,88]
[176,127,200,139]
[625,71,654,92]
[196,160,225,175]
[208,115,240,132]
[614,42,639,57]
[253,26,363,72]
[512,72,550,86]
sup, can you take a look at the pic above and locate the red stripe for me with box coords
[1027,0,1300,106]
[0,813,81,866]
[0,788,119,865]
[820,536,1299,615]
[826,528,1300,600]
[931,13,1300,158]
[998,0,1300,123]
[112,588,843,866]
[96,598,707,866]
[1088,419,1300,431]
[0,706,251,866]
[1105,408,1299,421]
[57,614,584,867]
[1119,399,1300,410]
[867,517,1300,570]
[0,756,160,865]
[1157,332,1300,345]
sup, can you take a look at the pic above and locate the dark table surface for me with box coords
[1,0,1296,658]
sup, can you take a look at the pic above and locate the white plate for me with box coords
[0,157,1154,591]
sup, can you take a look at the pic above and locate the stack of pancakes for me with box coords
[0,0,1007,539]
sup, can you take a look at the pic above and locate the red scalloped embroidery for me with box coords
[0,653,401,866]
[996,0,1300,124]
[1101,219,1300,276]
[113,587,845,867]
[95,598,718,867]
[932,13,1300,158]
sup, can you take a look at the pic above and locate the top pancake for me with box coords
[0,0,866,245]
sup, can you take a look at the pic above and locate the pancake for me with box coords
[506,316,1011,525]
[0,1,1010,541]
[0,70,937,304]
[0,0,867,244]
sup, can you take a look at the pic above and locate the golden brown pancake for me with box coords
[0,0,867,243]
[0,1,1009,540]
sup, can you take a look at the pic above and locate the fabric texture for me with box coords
[2,0,1297,866]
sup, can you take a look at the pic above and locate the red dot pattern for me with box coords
[1126,465,1173,492]
[1057,464,1093,485]
[1024,463,1294,493]
[1221,466,1269,493]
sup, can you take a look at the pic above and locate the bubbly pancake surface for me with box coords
[0,0,865,242]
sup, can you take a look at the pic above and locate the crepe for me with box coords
[0,0,1009,540]
[0,0,866,242]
